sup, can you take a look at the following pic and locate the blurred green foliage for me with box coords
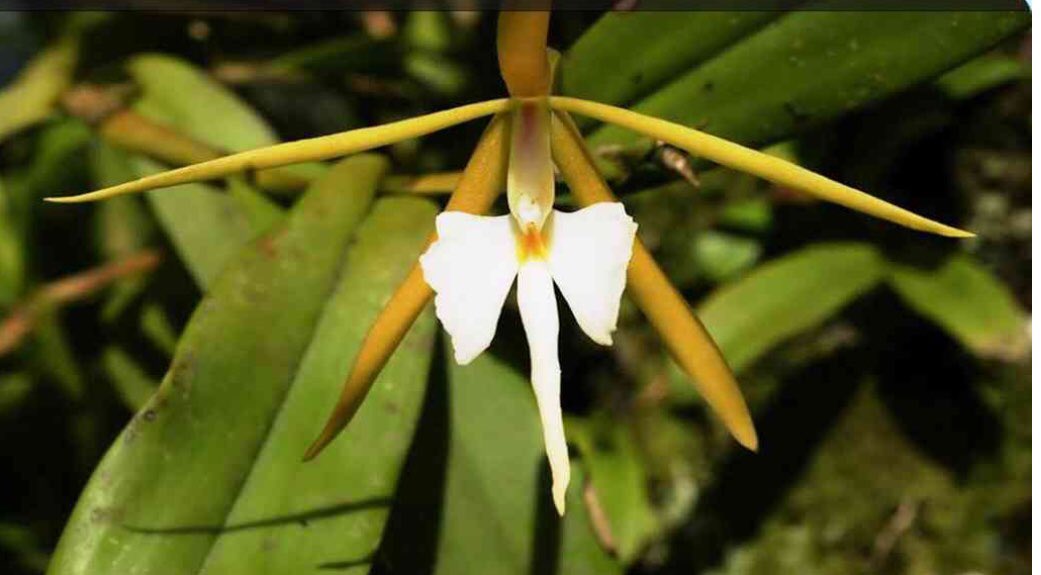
[0,10,1031,575]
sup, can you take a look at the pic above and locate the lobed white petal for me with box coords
[517,260,570,515]
[419,212,519,365]
[548,203,638,346]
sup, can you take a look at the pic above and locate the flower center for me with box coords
[517,222,548,263]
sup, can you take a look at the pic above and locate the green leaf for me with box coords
[101,347,158,412]
[117,56,315,289]
[29,313,85,401]
[227,177,285,233]
[92,150,159,320]
[49,155,440,575]
[383,350,620,574]
[0,374,34,418]
[92,142,258,291]
[935,53,1030,100]
[201,196,437,574]
[129,53,324,183]
[144,175,256,287]
[587,12,1029,152]
[0,178,24,306]
[404,11,453,53]
[0,39,77,142]
[693,231,762,283]
[718,196,773,233]
[437,353,621,574]
[888,254,1027,360]
[271,35,395,74]
[8,118,92,226]
[136,155,255,290]
[0,521,51,572]
[93,174,157,262]
[405,52,467,97]
[129,54,279,152]
[433,352,545,574]
[697,242,885,373]
[139,302,180,356]
[558,463,623,575]
[567,416,658,564]
[562,12,776,109]
[93,126,272,291]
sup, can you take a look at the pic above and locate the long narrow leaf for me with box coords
[49,155,439,574]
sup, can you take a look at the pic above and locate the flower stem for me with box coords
[0,250,161,357]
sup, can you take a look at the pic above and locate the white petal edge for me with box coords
[419,212,519,365]
[517,260,570,515]
[547,203,638,346]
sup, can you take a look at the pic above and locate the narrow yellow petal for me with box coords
[303,264,432,462]
[628,246,758,451]
[550,96,973,239]
[550,109,758,451]
[47,98,511,203]
[304,113,511,461]
[98,109,310,193]
[497,11,551,97]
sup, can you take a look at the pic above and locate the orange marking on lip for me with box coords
[517,223,547,262]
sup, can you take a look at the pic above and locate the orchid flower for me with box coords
[47,12,972,515]
[420,102,637,513]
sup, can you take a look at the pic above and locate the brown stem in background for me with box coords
[872,498,920,566]
[0,250,161,357]
[359,11,397,39]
